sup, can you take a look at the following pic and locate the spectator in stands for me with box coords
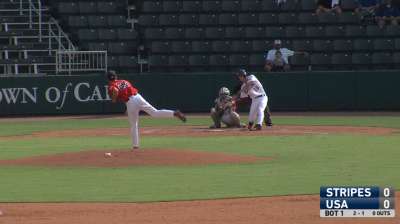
[264,40,307,72]
[355,0,380,21]
[316,0,342,14]
[375,0,400,28]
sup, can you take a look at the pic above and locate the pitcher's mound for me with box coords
[0,149,270,168]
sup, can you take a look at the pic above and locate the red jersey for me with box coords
[108,79,138,102]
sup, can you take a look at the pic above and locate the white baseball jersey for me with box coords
[240,75,267,99]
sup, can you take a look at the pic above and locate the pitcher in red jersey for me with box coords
[107,71,186,150]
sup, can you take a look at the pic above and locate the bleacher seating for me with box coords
[132,0,400,72]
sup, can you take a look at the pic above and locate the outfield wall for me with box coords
[0,71,399,116]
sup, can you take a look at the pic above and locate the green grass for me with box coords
[0,115,399,202]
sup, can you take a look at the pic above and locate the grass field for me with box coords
[0,115,399,203]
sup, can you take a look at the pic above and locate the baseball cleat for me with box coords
[254,124,262,131]
[132,146,139,151]
[174,110,187,122]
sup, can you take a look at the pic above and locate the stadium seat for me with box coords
[249,54,265,66]
[212,40,231,52]
[345,25,366,37]
[232,41,252,52]
[331,53,352,70]
[225,27,245,38]
[313,40,333,52]
[185,28,206,39]
[119,56,137,68]
[109,42,137,54]
[318,13,338,24]
[245,27,265,38]
[325,25,345,37]
[57,2,78,14]
[210,54,229,67]
[117,29,138,40]
[179,14,199,25]
[77,29,98,41]
[98,29,117,40]
[165,28,185,39]
[261,1,279,11]
[259,13,279,24]
[289,54,310,70]
[205,27,225,39]
[298,13,317,24]
[338,12,360,24]
[192,41,212,52]
[199,14,218,25]
[310,53,331,70]
[278,13,298,25]
[366,25,383,37]
[292,40,313,51]
[79,2,97,14]
[385,25,400,36]
[286,26,305,38]
[305,26,325,37]
[372,52,393,64]
[241,1,262,12]
[169,55,189,66]
[138,15,158,26]
[265,26,285,39]
[144,28,165,39]
[149,55,168,66]
[353,39,373,51]
[373,39,394,51]
[202,1,222,11]
[142,1,163,12]
[171,41,192,53]
[393,52,400,66]
[301,0,317,11]
[159,14,179,26]
[333,39,353,51]
[189,55,209,66]
[108,16,128,27]
[163,1,182,12]
[352,53,371,65]
[395,38,400,49]
[252,40,272,52]
[219,14,238,25]
[151,41,170,53]
[88,42,107,51]
[222,0,241,11]
[68,16,88,28]
[97,2,119,14]
[107,56,118,68]
[229,54,250,66]
[238,13,259,25]
[88,16,107,27]
[182,1,202,12]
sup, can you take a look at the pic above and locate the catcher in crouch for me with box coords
[210,87,243,128]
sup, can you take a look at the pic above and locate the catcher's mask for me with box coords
[219,87,230,96]
[107,70,117,81]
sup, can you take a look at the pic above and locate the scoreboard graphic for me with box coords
[320,186,396,218]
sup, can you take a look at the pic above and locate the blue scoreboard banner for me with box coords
[320,186,396,218]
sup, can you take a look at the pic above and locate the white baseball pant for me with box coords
[126,94,174,148]
[249,96,268,125]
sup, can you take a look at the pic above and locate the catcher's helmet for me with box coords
[107,70,117,81]
[219,87,230,96]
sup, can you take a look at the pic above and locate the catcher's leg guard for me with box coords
[264,105,273,127]
[210,108,222,128]
[221,111,241,128]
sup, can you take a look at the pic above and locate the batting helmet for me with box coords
[236,69,248,77]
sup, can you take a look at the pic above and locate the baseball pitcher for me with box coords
[210,87,242,128]
[107,71,186,150]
